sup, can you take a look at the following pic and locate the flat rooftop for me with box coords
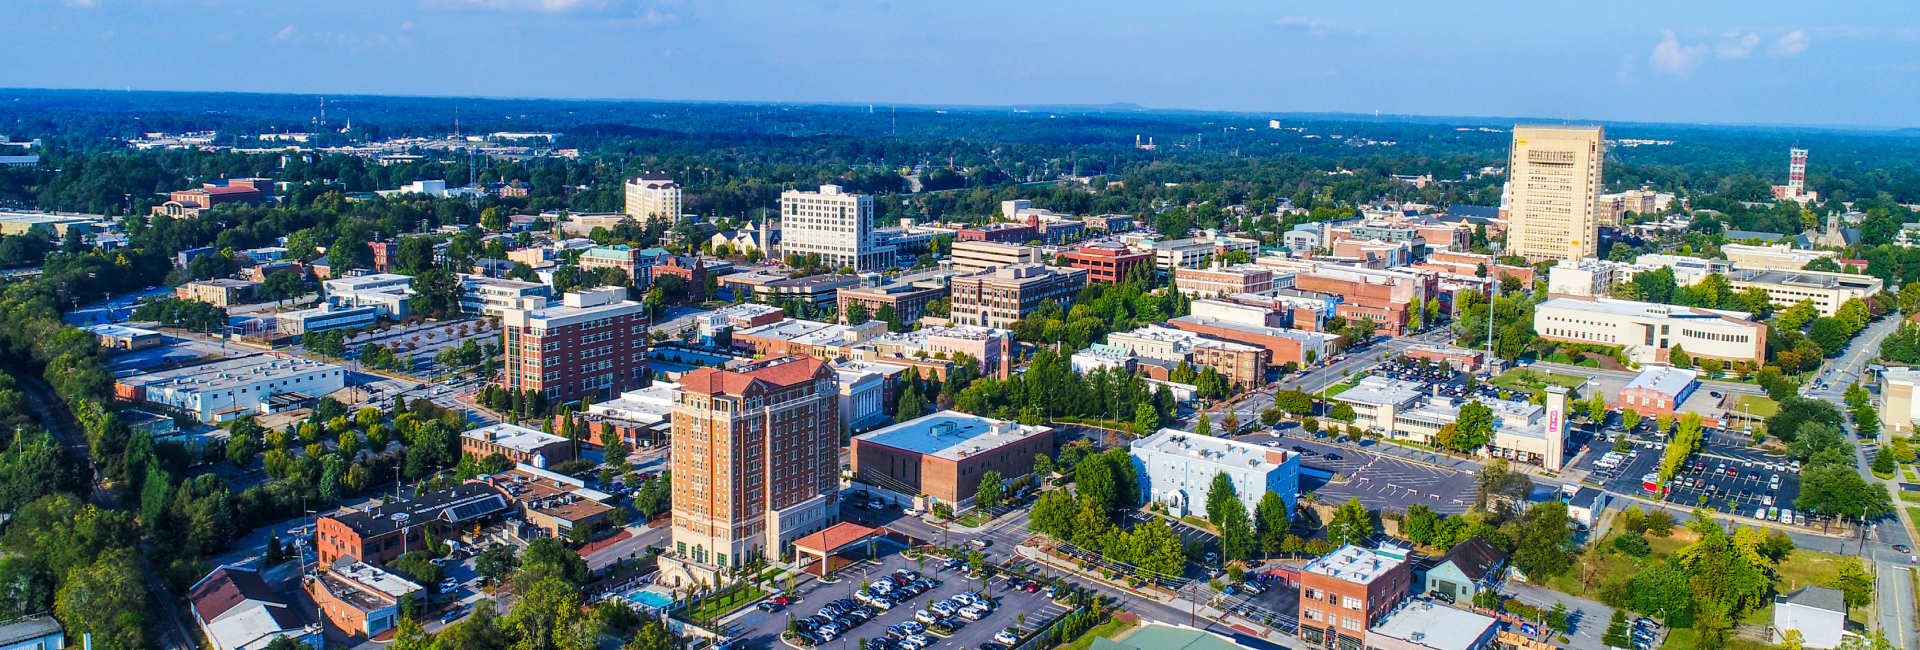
[1303,544,1403,585]
[1168,315,1338,344]
[1110,326,1262,352]
[1334,376,1427,406]
[325,483,508,537]
[1725,268,1881,290]
[120,354,341,393]
[85,323,161,338]
[1624,366,1698,396]
[1131,428,1293,470]
[853,410,1051,462]
[330,560,420,599]
[1536,296,1752,322]
[1370,601,1498,650]
[462,423,567,453]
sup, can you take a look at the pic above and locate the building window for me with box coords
[1343,596,1362,610]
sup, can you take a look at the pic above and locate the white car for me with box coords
[1780,509,1795,523]
[868,597,894,611]
[952,593,978,606]
[915,609,939,624]
[960,606,989,621]
[994,631,1021,644]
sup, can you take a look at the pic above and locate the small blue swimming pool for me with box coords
[627,590,674,610]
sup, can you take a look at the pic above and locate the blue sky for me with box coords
[7,0,1920,128]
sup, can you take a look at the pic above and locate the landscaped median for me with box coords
[686,582,767,623]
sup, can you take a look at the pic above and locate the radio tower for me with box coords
[1787,147,1807,197]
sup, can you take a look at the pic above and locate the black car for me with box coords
[1427,590,1455,604]
[1325,453,1343,461]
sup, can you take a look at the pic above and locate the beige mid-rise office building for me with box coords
[1508,125,1605,262]
[950,240,1041,273]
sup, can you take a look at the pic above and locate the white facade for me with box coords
[1773,587,1848,649]
[1545,259,1615,297]
[1534,296,1766,364]
[951,240,1041,273]
[780,185,892,272]
[276,304,379,336]
[126,355,346,422]
[1507,125,1604,262]
[836,366,888,430]
[323,273,414,318]
[458,274,552,317]
[1131,428,1301,519]
[1722,243,1837,271]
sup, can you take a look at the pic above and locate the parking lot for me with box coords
[1236,432,1481,516]
[728,551,1075,650]
[1579,431,1807,523]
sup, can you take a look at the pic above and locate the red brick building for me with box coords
[672,356,842,569]
[168,178,271,209]
[501,287,650,405]
[1298,545,1414,650]
[460,423,578,466]
[1057,241,1153,284]
[1165,315,1340,367]
[850,411,1054,506]
[955,222,1036,243]
[314,483,509,565]
[652,255,709,301]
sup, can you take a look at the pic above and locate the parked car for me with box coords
[994,631,1021,645]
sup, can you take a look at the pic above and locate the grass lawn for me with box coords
[1492,368,1590,393]
[1060,617,1138,650]
[1659,628,1777,650]
[1731,394,1780,419]
[1878,469,1899,480]
[689,584,766,622]
[957,509,994,527]
[1904,491,1920,503]
[1321,381,1358,398]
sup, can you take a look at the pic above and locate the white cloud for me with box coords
[1650,29,1706,75]
[1715,31,1760,59]
[1772,30,1809,57]
[274,25,299,41]
[421,0,618,12]
[1275,17,1363,38]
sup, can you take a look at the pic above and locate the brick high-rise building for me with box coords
[670,355,841,570]
[500,287,650,405]
[949,264,1088,328]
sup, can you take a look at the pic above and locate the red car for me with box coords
[773,596,793,606]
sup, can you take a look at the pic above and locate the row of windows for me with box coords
[1681,329,1751,343]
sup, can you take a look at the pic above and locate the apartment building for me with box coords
[1722,268,1883,318]
[949,264,1089,328]
[950,240,1042,273]
[1130,428,1300,518]
[177,279,260,307]
[1298,545,1414,650]
[850,411,1054,505]
[1533,296,1766,365]
[500,287,651,405]
[1105,325,1268,388]
[670,355,841,570]
[1174,263,1279,297]
[780,185,893,272]
[1506,125,1605,262]
[624,172,683,221]
[834,269,959,325]
[1056,241,1153,284]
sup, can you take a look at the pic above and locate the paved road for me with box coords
[1812,313,1918,648]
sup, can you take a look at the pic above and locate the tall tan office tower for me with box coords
[1507,125,1605,262]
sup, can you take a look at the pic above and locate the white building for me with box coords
[624,172,683,221]
[1545,259,1618,297]
[1368,601,1499,650]
[276,304,380,336]
[122,354,345,422]
[1129,427,1301,518]
[376,180,484,198]
[1534,296,1766,365]
[780,184,893,272]
[1773,586,1848,649]
[1878,366,1920,434]
[1722,243,1838,272]
[323,273,414,318]
[1723,268,1884,318]
[1070,344,1136,374]
[835,365,890,430]
[1633,254,1732,285]
[458,274,552,317]
[1329,376,1427,432]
